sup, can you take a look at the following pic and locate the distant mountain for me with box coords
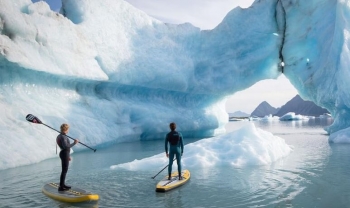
[229,111,250,117]
[274,95,329,117]
[250,101,279,117]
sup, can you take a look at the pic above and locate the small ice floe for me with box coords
[110,123,292,170]
[279,112,309,121]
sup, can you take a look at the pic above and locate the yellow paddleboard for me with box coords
[42,183,99,203]
[156,169,190,192]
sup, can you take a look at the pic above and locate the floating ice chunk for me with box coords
[319,113,332,119]
[279,112,309,121]
[261,114,279,121]
[110,123,292,170]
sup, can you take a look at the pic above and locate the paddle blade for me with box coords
[26,114,43,124]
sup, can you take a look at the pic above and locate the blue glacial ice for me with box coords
[0,0,349,170]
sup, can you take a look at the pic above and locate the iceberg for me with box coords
[1,0,350,170]
[319,113,332,119]
[111,123,292,170]
[261,114,279,121]
[279,112,309,121]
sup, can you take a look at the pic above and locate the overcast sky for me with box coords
[32,0,298,114]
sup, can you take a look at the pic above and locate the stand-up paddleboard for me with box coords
[42,183,99,203]
[156,169,190,192]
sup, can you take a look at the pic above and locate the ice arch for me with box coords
[0,0,349,169]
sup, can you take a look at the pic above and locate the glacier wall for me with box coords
[280,0,350,136]
[0,0,349,169]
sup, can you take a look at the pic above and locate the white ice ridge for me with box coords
[110,123,292,170]
[1,0,350,170]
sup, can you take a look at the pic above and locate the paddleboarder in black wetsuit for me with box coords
[165,122,184,180]
[56,124,79,191]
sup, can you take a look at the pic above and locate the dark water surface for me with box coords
[2,118,350,207]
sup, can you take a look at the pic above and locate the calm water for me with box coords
[2,118,350,208]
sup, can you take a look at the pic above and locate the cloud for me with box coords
[125,0,253,29]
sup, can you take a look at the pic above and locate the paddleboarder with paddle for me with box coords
[25,114,99,199]
[165,122,184,180]
[57,123,79,191]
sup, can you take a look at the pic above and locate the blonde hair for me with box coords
[60,123,69,132]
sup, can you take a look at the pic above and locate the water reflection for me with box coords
[290,143,350,207]
[0,119,344,207]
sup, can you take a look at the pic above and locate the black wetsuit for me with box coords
[57,133,76,188]
[165,131,184,178]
